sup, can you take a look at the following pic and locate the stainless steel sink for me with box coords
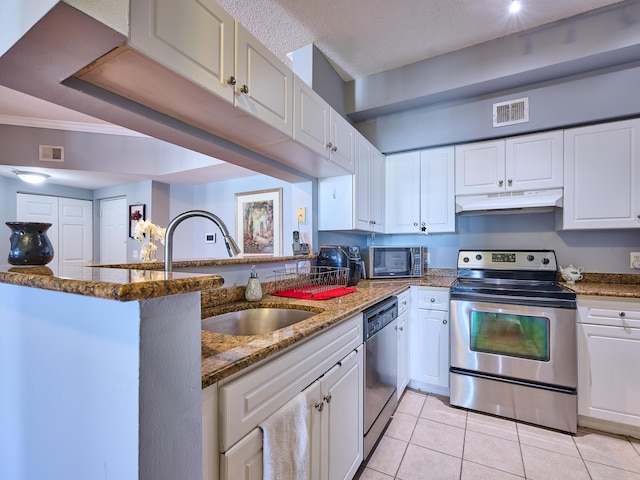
[201,307,319,335]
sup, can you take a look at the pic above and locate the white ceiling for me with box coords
[0,0,626,189]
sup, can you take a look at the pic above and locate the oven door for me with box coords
[450,299,576,388]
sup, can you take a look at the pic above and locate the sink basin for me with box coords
[202,308,319,335]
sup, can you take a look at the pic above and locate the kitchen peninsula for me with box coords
[0,264,223,480]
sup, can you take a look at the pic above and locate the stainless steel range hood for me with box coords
[455,188,563,215]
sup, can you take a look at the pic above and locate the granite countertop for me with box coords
[560,272,640,298]
[199,273,456,388]
[0,264,224,301]
[98,254,316,270]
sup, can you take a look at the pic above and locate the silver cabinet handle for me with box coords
[498,180,504,187]
[239,84,249,94]
[331,145,338,152]
[315,402,324,412]
[443,319,448,324]
[508,179,513,186]
[619,312,626,317]
[323,394,332,404]
[227,76,236,85]
[430,298,436,302]
[326,142,333,149]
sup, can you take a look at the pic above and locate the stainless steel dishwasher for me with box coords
[363,295,398,459]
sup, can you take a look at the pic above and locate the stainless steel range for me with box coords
[449,249,578,433]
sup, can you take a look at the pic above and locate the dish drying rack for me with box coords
[271,266,356,300]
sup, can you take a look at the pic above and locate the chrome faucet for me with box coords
[164,210,241,273]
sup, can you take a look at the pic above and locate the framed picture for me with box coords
[235,188,282,256]
[129,204,145,238]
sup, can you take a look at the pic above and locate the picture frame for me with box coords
[235,188,282,256]
[129,204,145,238]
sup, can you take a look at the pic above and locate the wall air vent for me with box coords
[493,97,529,127]
[39,145,64,162]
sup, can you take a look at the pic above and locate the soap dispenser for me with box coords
[245,265,263,302]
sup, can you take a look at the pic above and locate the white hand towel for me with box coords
[259,391,309,480]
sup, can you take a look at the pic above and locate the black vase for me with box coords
[6,222,55,266]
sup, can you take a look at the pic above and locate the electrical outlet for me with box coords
[425,252,431,264]
[205,233,216,243]
[631,252,640,268]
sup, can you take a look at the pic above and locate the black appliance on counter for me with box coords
[316,245,362,287]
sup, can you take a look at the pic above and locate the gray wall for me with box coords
[318,212,640,274]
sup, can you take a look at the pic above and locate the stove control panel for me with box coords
[458,250,557,270]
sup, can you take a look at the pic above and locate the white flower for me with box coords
[134,219,166,245]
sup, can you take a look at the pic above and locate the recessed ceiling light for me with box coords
[510,0,522,13]
[13,170,50,184]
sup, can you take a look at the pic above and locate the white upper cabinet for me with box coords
[318,133,384,232]
[292,76,355,175]
[355,135,385,233]
[455,131,563,195]
[386,147,455,234]
[562,119,640,229]
[234,24,293,138]
[129,0,235,103]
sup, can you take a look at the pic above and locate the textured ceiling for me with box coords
[217,0,627,81]
[0,0,628,187]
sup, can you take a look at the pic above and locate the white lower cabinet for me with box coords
[215,314,364,480]
[396,288,410,400]
[577,297,640,433]
[408,287,450,396]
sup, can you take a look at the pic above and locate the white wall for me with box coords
[169,177,314,260]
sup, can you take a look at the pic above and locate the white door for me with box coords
[100,197,128,264]
[455,140,506,195]
[17,194,93,272]
[16,193,60,270]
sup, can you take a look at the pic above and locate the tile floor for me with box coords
[358,390,640,480]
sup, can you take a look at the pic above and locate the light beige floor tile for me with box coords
[463,430,524,477]
[366,435,407,477]
[396,443,461,480]
[358,467,394,480]
[410,417,465,458]
[516,422,580,458]
[466,411,518,442]
[574,430,640,473]
[586,460,640,480]
[386,411,418,442]
[397,390,426,416]
[461,460,525,479]
[521,443,589,480]
[420,394,468,429]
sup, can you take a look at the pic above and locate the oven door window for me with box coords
[470,311,550,361]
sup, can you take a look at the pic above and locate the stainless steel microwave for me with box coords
[364,246,427,279]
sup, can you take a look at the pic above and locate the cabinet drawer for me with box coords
[397,288,410,315]
[413,287,450,311]
[578,297,640,328]
[218,314,362,451]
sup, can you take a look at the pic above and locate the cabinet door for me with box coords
[322,347,363,480]
[397,312,409,399]
[563,119,640,229]
[293,76,330,159]
[371,149,386,233]
[220,428,263,480]
[578,323,640,427]
[129,0,235,103]
[421,146,456,233]
[355,135,373,231]
[505,130,563,191]
[329,110,356,173]
[318,175,355,231]
[409,308,450,391]
[386,151,421,234]
[455,140,505,195]
[235,24,293,137]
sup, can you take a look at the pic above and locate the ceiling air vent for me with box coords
[493,97,529,127]
[39,145,64,162]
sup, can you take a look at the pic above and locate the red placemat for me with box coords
[272,286,356,300]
